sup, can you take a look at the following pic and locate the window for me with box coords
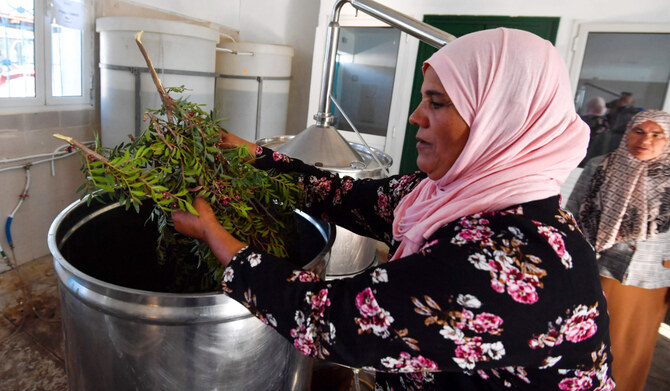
[568,23,670,113]
[331,27,401,138]
[0,0,93,111]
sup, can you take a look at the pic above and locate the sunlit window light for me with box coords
[0,0,35,98]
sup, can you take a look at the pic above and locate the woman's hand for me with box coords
[219,131,258,159]
[172,197,246,266]
[172,197,218,240]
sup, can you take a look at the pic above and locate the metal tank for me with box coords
[47,197,334,391]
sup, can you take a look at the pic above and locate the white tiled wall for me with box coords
[0,109,98,270]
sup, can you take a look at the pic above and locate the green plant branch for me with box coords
[55,32,304,292]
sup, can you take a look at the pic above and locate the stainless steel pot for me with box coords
[257,135,393,279]
[47,197,335,391]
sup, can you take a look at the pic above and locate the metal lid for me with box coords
[276,124,364,168]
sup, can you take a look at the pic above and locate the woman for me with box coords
[567,110,670,391]
[174,28,614,390]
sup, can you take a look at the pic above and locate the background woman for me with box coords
[174,28,613,390]
[567,110,670,391]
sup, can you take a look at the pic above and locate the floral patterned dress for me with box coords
[221,147,614,390]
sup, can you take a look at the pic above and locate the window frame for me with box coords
[567,22,670,113]
[0,0,94,112]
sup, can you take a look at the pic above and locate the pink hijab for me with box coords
[391,28,589,260]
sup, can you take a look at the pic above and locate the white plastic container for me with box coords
[96,17,219,147]
[215,42,294,141]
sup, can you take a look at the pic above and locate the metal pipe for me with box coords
[133,68,141,137]
[314,0,348,127]
[313,0,456,127]
[255,77,263,140]
[351,0,456,47]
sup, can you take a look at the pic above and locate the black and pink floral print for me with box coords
[287,270,320,282]
[254,145,264,157]
[413,294,505,370]
[456,210,547,305]
[375,186,394,222]
[381,351,438,372]
[272,150,291,163]
[355,287,394,338]
[239,288,277,327]
[557,343,614,391]
[290,287,335,359]
[528,303,600,349]
[218,147,614,390]
[377,175,424,224]
[534,220,573,269]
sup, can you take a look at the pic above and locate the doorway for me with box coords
[398,16,560,174]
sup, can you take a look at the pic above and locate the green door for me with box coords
[398,16,560,174]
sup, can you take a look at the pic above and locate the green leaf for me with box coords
[97,184,114,192]
[89,167,106,175]
[68,74,305,292]
[184,201,199,215]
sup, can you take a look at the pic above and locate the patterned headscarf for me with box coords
[391,28,589,260]
[578,110,670,252]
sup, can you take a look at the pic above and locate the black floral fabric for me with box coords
[221,147,614,390]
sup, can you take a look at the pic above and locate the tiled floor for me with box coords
[0,255,669,391]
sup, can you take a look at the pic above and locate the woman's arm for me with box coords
[219,131,258,158]
[216,132,426,243]
[252,146,425,244]
[172,197,244,266]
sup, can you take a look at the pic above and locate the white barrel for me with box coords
[96,17,219,147]
[215,42,294,141]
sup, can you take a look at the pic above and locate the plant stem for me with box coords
[53,134,108,163]
[135,31,175,121]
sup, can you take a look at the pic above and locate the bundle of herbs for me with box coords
[55,32,304,292]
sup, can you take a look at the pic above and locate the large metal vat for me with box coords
[257,135,392,279]
[47,196,334,391]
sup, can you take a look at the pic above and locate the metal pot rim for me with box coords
[47,196,334,324]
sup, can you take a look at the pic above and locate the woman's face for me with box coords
[627,120,667,161]
[409,66,470,180]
